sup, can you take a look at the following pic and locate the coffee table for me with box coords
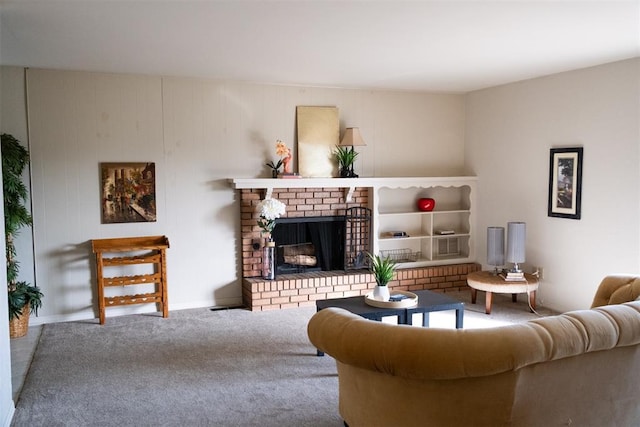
[405,290,465,328]
[315,289,464,356]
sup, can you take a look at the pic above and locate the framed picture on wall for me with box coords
[100,162,156,223]
[548,147,583,220]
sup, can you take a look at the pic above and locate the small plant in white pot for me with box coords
[368,253,397,301]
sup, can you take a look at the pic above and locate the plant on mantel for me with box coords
[265,140,290,178]
[2,133,42,338]
[334,145,359,178]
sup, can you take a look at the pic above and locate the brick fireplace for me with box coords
[236,182,480,311]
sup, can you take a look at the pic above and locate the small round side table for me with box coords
[466,270,539,314]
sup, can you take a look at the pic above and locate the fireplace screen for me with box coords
[272,210,370,274]
[344,207,371,270]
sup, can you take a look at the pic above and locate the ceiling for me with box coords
[1,1,639,93]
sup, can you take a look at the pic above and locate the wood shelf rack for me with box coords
[91,235,170,324]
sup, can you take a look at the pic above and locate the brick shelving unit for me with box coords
[234,181,479,311]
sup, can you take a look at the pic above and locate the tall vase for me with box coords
[263,239,276,280]
[373,285,390,302]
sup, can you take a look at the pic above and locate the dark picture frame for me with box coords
[548,147,583,220]
[100,162,157,224]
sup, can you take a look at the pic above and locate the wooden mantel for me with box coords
[229,176,477,202]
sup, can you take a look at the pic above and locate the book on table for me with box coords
[499,271,526,282]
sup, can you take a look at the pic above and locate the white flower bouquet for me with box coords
[256,198,286,234]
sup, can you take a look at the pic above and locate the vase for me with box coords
[262,239,276,280]
[417,198,436,211]
[373,285,390,302]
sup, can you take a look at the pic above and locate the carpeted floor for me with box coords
[11,290,555,426]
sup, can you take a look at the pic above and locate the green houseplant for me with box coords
[334,145,359,178]
[265,140,290,178]
[2,133,42,338]
[368,253,397,301]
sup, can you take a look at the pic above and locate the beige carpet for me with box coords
[11,290,555,427]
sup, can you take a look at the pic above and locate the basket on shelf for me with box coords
[9,302,30,338]
[380,248,421,263]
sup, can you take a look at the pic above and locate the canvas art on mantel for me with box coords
[100,162,157,223]
[296,106,339,177]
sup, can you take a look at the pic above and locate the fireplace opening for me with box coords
[272,216,345,274]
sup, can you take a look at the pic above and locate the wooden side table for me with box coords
[466,270,538,314]
[91,235,170,324]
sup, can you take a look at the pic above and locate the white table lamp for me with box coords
[506,222,526,273]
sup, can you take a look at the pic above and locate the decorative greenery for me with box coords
[334,145,358,168]
[265,159,284,175]
[8,281,42,320]
[2,133,42,321]
[256,197,286,235]
[334,145,359,177]
[368,253,397,287]
[265,140,290,176]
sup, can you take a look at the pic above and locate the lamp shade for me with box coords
[340,127,366,147]
[506,222,526,264]
[487,227,505,267]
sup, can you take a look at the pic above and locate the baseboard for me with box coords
[28,297,244,325]
[1,401,15,427]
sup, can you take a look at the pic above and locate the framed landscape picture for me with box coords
[548,147,583,220]
[100,162,156,223]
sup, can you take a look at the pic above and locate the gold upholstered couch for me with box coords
[307,275,640,427]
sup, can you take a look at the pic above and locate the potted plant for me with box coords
[2,133,42,338]
[368,252,397,301]
[334,145,359,178]
[265,140,290,178]
[8,281,42,335]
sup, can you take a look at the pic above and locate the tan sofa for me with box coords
[307,275,640,427]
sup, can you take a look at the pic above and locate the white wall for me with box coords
[3,58,638,424]
[14,60,640,319]
[466,58,640,312]
[0,66,15,427]
[0,66,32,426]
[23,69,465,323]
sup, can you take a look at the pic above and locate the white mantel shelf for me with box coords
[229,176,477,201]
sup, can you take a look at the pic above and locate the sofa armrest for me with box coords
[591,275,640,308]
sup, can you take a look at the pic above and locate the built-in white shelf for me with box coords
[229,176,477,268]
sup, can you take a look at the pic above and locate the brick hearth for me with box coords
[238,185,479,311]
[243,263,480,311]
